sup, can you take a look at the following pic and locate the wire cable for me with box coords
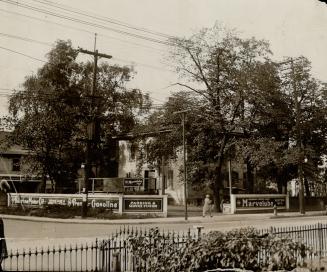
[0,32,51,46]
[0,31,174,73]
[1,0,174,46]
[0,8,167,53]
[30,0,175,39]
[0,45,46,63]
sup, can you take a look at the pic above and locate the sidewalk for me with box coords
[1,209,326,225]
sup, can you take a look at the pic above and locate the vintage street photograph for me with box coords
[0,0,327,271]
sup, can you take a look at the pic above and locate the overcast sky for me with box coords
[1,0,327,116]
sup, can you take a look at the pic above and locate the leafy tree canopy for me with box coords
[142,24,327,206]
[4,40,150,192]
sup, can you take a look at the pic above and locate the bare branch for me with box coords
[186,47,214,95]
[172,83,211,101]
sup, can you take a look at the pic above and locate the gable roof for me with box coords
[0,131,29,155]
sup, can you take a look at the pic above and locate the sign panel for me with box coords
[123,178,143,187]
[124,198,162,212]
[236,197,286,209]
[9,194,119,210]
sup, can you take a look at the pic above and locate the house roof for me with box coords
[0,131,29,156]
[112,129,173,140]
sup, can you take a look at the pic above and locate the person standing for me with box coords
[203,194,213,217]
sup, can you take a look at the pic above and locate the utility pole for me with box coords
[173,110,189,221]
[78,34,112,218]
[290,58,305,215]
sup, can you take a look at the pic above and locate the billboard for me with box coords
[123,178,143,187]
[8,194,119,210]
[123,198,162,212]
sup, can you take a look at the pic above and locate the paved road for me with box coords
[4,213,327,251]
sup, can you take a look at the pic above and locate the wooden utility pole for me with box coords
[78,35,112,218]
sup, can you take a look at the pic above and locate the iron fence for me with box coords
[2,226,199,271]
[261,222,327,258]
[2,223,327,271]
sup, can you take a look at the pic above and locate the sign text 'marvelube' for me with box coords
[236,197,286,208]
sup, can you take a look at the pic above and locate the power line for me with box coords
[30,0,174,39]
[113,57,174,73]
[0,8,167,53]
[0,31,173,73]
[0,46,46,63]
[0,89,167,108]
[0,88,15,91]
[1,0,174,46]
[0,32,51,46]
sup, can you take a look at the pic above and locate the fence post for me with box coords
[113,252,121,272]
[193,226,204,239]
[318,223,323,260]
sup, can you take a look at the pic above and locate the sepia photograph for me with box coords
[0,0,327,271]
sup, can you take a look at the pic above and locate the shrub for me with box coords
[128,227,308,272]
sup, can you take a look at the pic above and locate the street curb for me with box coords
[269,213,327,219]
[0,213,205,225]
[1,212,326,225]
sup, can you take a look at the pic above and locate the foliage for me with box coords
[141,24,278,208]
[129,227,308,272]
[141,23,327,199]
[236,56,327,194]
[4,40,150,192]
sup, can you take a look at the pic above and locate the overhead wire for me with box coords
[1,0,174,46]
[0,8,167,53]
[0,32,51,46]
[0,31,173,73]
[0,2,178,104]
[0,45,46,63]
[0,89,167,110]
[30,0,175,39]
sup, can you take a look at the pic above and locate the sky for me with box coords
[0,0,327,116]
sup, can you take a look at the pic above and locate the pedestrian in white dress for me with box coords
[203,194,213,217]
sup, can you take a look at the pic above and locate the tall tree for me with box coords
[237,57,327,195]
[163,25,275,209]
[5,40,150,192]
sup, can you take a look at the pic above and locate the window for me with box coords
[12,158,21,172]
[168,170,174,189]
[129,142,138,161]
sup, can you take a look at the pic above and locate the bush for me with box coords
[128,227,308,272]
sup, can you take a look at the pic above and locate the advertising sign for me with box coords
[236,196,286,209]
[9,194,119,210]
[124,198,162,212]
[123,178,143,187]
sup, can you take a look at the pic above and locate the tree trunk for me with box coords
[213,162,223,212]
[276,169,284,194]
[246,160,254,193]
[213,135,227,212]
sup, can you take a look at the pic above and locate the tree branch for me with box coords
[173,83,211,101]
